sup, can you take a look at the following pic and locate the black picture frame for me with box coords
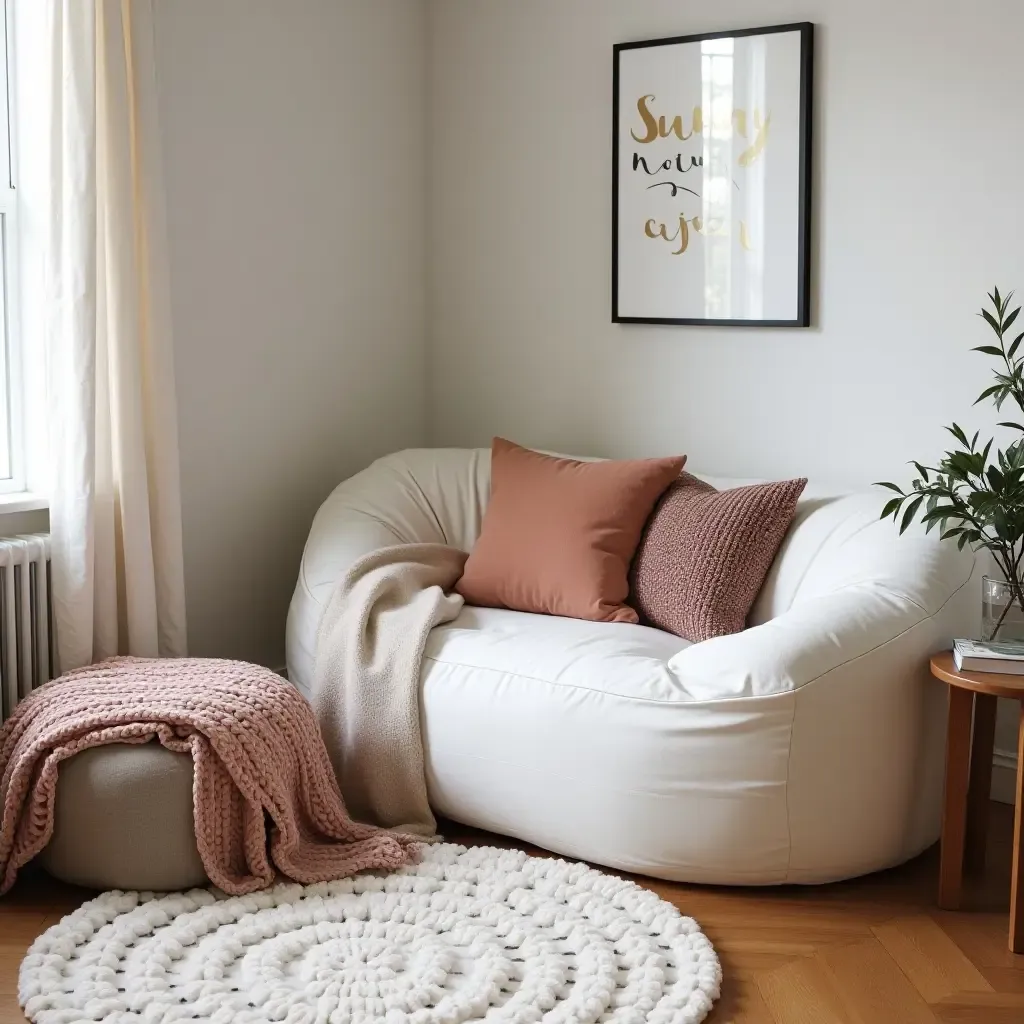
[612,22,814,327]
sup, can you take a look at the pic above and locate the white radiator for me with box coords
[0,534,53,726]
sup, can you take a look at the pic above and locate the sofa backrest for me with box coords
[309,448,976,628]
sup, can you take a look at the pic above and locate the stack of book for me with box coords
[953,638,1024,674]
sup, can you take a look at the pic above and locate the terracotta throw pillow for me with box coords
[456,439,686,623]
[631,473,807,642]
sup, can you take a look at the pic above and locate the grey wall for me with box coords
[153,0,428,667]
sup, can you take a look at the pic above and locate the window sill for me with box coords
[0,492,48,513]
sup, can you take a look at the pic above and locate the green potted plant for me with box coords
[878,288,1024,641]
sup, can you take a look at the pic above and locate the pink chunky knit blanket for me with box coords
[0,657,420,895]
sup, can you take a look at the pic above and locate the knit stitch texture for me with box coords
[0,657,419,895]
[312,543,468,840]
[631,474,807,642]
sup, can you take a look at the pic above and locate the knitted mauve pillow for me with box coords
[631,473,807,642]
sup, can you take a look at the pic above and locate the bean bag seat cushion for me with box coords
[287,448,977,885]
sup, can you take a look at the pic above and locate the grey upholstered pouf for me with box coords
[38,742,208,891]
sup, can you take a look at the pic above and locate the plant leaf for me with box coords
[1009,331,1024,360]
[1005,306,1020,333]
[922,505,968,521]
[880,497,902,519]
[973,345,1004,357]
[947,423,970,447]
[875,481,905,494]
[900,496,924,534]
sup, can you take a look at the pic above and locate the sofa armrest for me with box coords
[667,576,972,702]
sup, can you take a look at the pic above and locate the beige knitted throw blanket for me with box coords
[311,543,468,840]
[0,657,420,895]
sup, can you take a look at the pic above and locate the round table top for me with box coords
[931,651,1024,699]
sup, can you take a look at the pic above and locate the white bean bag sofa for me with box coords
[286,448,977,885]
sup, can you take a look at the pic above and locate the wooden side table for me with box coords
[931,652,1024,952]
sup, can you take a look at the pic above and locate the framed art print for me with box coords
[612,22,813,326]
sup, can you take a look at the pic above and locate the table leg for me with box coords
[966,692,998,872]
[939,686,975,910]
[1010,702,1024,953]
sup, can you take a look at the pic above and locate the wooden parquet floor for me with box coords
[1,805,1022,1023]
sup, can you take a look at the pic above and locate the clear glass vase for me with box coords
[981,575,1024,641]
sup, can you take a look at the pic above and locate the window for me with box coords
[0,0,20,492]
[8,0,47,502]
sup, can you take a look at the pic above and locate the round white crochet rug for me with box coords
[20,844,721,1024]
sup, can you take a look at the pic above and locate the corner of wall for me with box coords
[422,0,438,447]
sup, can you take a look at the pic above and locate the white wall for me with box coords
[427,0,1024,482]
[427,1,1024,772]
[153,0,427,667]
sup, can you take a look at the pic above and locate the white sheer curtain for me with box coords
[41,0,187,671]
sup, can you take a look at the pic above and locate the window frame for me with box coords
[0,0,23,495]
